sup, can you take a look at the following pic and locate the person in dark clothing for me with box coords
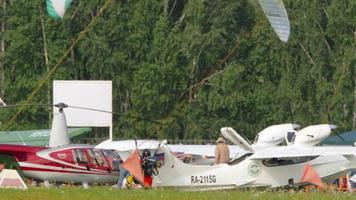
[141,149,157,188]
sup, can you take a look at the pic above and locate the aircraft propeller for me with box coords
[326,102,347,144]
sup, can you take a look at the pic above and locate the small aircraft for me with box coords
[151,124,356,189]
[0,103,120,187]
[96,139,246,165]
[95,123,299,165]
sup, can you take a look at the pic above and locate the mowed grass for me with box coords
[1,187,355,200]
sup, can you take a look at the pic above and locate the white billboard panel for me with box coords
[53,80,112,128]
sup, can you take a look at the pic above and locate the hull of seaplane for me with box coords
[153,145,356,189]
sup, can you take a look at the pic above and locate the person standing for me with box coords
[215,137,230,164]
[117,159,129,188]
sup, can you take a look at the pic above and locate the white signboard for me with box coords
[53,80,112,137]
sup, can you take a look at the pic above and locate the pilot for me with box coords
[214,137,230,164]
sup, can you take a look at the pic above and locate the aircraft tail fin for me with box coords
[49,111,70,147]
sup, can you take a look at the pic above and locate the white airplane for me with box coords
[96,139,247,165]
[95,123,299,165]
[151,124,356,189]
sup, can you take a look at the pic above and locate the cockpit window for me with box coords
[286,131,296,143]
[228,153,253,165]
[107,150,120,160]
[262,156,318,167]
[73,149,88,164]
[94,150,108,167]
[102,150,121,171]
[86,149,97,165]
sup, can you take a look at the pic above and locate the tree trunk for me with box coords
[353,79,356,129]
[39,6,51,127]
[0,0,6,98]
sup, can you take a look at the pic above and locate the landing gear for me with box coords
[44,180,51,188]
[82,182,90,189]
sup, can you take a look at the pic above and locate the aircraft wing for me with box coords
[167,144,248,158]
[249,146,356,160]
[95,139,162,151]
[257,0,290,42]
[95,140,248,158]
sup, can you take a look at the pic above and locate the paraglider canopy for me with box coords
[46,0,72,20]
[258,0,291,42]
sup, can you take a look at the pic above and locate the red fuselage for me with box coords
[0,144,120,184]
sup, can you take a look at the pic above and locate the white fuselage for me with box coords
[153,146,356,189]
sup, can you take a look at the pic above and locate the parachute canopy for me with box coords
[258,0,291,42]
[46,0,72,20]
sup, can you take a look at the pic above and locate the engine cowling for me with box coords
[292,124,337,147]
[252,123,300,150]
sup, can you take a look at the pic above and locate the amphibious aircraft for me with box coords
[95,123,300,164]
[151,124,356,189]
[96,139,246,165]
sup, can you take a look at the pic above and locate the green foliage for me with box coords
[0,0,354,140]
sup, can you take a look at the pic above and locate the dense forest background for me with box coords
[0,0,354,141]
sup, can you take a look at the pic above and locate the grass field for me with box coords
[1,187,355,200]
